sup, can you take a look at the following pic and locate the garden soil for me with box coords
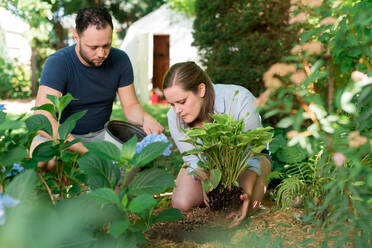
[145,197,331,248]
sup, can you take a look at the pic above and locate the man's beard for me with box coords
[78,42,105,67]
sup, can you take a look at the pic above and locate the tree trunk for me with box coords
[31,46,38,97]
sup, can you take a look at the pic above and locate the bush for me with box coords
[257,0,372,246]
[192,0,298,96]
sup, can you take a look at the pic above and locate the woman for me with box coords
[162,61,271,227]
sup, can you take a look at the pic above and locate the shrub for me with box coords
[192,0,298,96]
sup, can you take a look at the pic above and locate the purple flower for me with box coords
[136,133,172,156]
[0,193,20,225]
[0,104,5,111]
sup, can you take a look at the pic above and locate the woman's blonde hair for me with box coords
[162,61,215,123]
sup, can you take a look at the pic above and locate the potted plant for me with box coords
[182,113,273,210]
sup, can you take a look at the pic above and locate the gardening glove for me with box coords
[226,193,249,228]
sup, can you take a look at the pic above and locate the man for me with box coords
[30,6,164,169]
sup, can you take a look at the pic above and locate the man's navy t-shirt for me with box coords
[40,45,133,134]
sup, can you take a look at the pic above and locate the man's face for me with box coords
[74,24,112,67]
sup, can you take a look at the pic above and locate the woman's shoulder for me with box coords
[214,84,255,99]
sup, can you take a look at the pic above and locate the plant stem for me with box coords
[38,170,56,206]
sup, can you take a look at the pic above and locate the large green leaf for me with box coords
[152,208,183,223]
[110,219,130,239]
[25,114,53,137]
[32,103,56,119]
[0,119,24,131]
[78,153,120,189]
[6,169,38,200]
[121,136,137,161]
[89,188,120,205]
[0,146,28,167]
[84,141,122,162]
[128,168,174,196]
[128,194,157,214]
[32,140,58,162]
[58,110,87,140]
[132,142,170,167]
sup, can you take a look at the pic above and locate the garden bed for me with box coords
[145,197,332,248]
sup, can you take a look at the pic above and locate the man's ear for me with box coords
[198,83,206,98]
[73,30,79,43]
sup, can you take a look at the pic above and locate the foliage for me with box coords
[257,0,372,246]
[182,113,273,192]
[0,95,183,246]
[79,135,182,246]
[0,110,30,193]
[192,0,298,96]
[168,0,196,17]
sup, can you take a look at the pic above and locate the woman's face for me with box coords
[164,84,205,124]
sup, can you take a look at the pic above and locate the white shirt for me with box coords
[167,84,263,175]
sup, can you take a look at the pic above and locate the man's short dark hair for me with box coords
[75,6,113,34]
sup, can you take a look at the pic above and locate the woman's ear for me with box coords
[198,83,206,98]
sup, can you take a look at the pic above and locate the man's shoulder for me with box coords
[46,45,75,65]
[109,47,130,60]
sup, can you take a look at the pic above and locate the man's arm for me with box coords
[34,85,88,154]
[117,84,164,134]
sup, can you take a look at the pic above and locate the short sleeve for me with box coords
[40,54,68,93]
[118,52,134,88]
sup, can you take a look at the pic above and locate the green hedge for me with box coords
[192,0,298,96]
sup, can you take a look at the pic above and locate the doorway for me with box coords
[152,35,170,90]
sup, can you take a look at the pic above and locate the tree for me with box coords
[192,0,298,96]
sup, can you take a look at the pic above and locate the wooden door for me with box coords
[153,35,170,90]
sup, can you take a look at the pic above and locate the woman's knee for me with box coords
[172,196,194,211]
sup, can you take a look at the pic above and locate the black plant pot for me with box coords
[104,120,146,147]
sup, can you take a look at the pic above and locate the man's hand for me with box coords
[143,114,164,134]
[226,193,249,228]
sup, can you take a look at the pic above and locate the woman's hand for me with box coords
[226,193,250,228]
[202,190,210,208]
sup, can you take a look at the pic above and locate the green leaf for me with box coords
[0,119,24,131]
[109,219,130,239]
[78,153,120,189]
[31,103,56,119]
[210,169,222,190]
[6,170,38,200]
[132,142,170,167]
[153,208,183,223]
[128,194,157,213]
[58,110,87,140]
[32,140,58,162]
[25,114,53,137]
[128,168,174,196]
[121,136,137,161]
[0,146,28,167]
[89,188,120,205]
[84,141,122,162]
[57,93,76,115]
[276,117,294,128]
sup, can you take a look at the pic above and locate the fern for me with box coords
[275,176,306,209]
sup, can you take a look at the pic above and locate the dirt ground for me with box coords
[145,198,332,248]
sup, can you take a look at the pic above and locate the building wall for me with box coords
[0,8,31,65]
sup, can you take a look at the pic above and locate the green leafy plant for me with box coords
[182,113,273,193]
[26,93,88,202]
[256,1,372,246]
[0,111,29,193]
[78,136,183,246]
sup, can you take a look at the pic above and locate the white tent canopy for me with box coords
[120,5,199,104]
